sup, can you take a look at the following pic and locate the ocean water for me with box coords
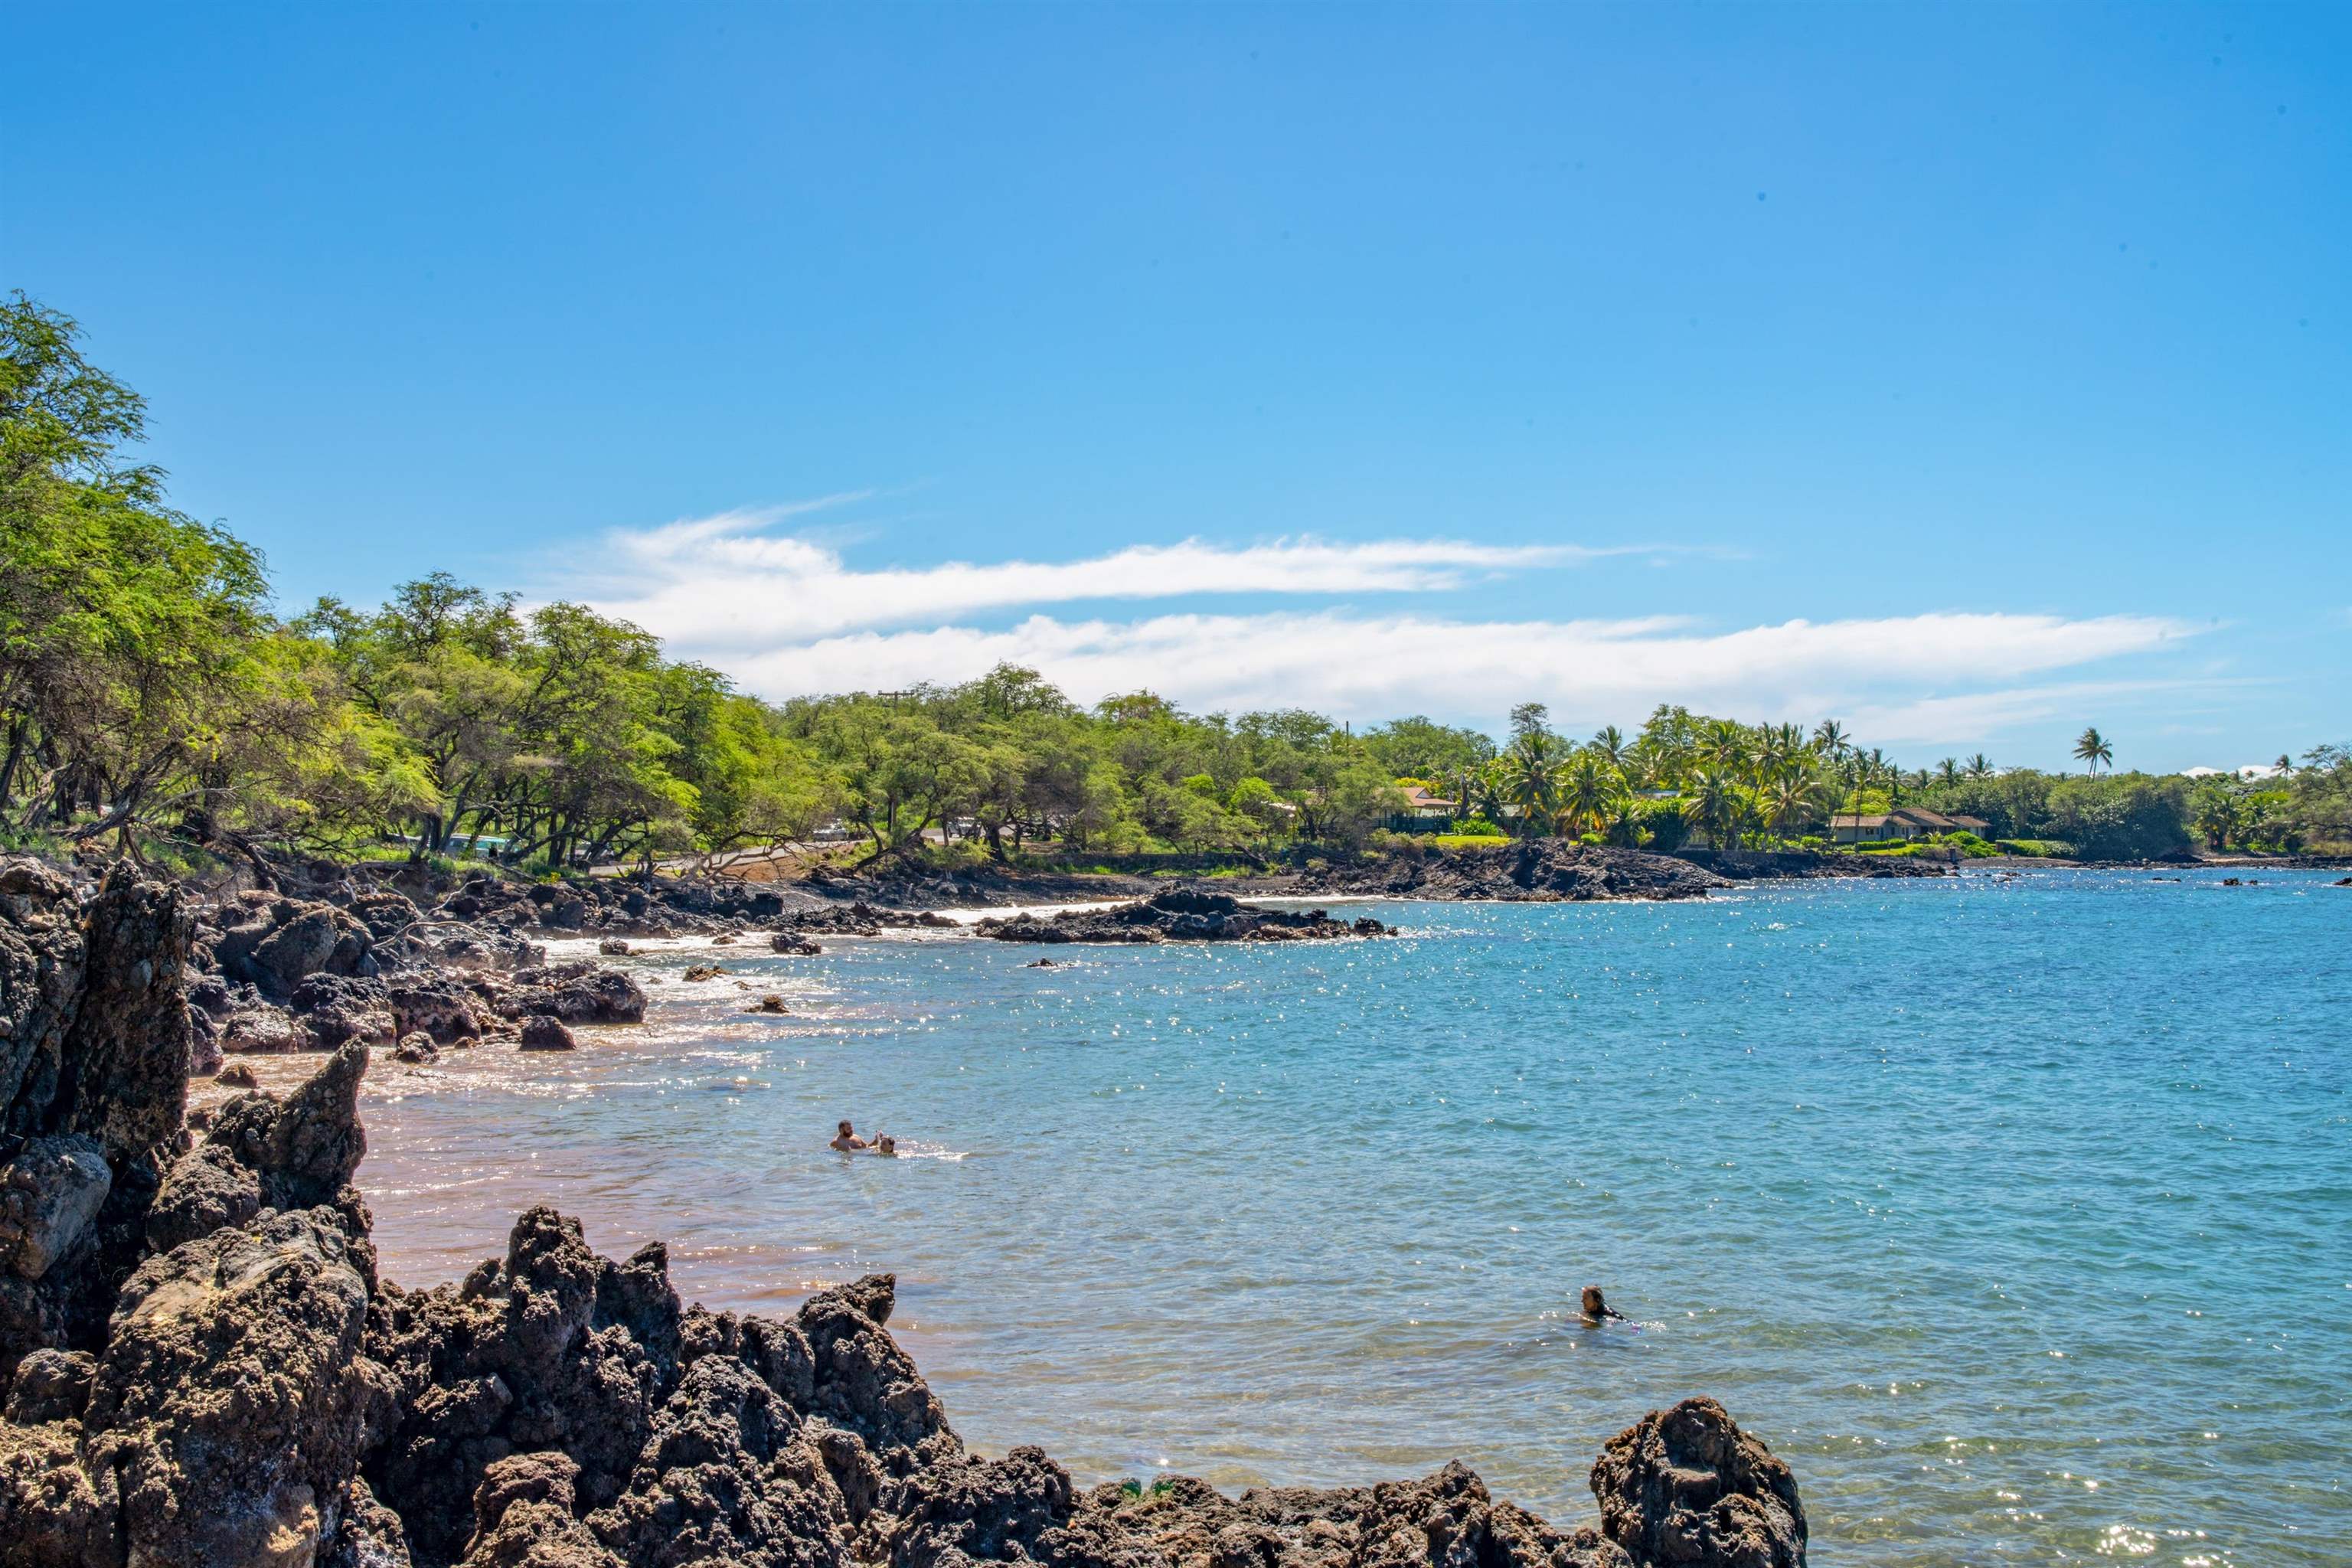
[342,869,2350,1564]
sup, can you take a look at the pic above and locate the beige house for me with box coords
[1397,785,1458,820]
[1829,805,1992,844]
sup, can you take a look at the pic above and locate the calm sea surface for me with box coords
[345,869,2350,1565]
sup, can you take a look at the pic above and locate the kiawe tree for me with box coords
[815,700,989,864]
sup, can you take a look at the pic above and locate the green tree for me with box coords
[1,293,276,852]
[815,701,989,864]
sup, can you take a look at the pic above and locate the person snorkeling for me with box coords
[1580,1285,1627,1324]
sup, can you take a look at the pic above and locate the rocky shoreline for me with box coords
[142,841,1955,1065]
[42,832,2297,1073]
[776,841,1954,913]
[1,861,1811,1566]
[976,888,1387,945]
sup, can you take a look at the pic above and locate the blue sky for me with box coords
[6,4,2347,770]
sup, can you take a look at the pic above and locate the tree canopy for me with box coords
[5,292,2344,874]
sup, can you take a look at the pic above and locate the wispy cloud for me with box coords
[1844,677,2256,746]
[563,510,1701,649]
[723,608,2197,739]
[550,509,2201,743]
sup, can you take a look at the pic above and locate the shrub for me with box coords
[1996,838,2074,858]
[1635,797,1690,851]
[1431,831,1509,849]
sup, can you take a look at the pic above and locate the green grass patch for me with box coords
[1430,832,1509,849]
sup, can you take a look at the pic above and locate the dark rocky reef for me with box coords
[1285,841,1943,903]
[175,881,649,1058]
[1290,842,1730,902]
[977,888,1387,945]
[1674,849,1948,883]
[0,859,1808,1567]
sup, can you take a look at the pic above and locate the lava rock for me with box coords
[501,962,647,1025]
[80,1207,382,1568]
[1590,1397,1806,1568]
[0,1137,111,1282]
[979,887,1385,945]
[518,1015,578,1052]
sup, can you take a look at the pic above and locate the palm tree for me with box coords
[1811,719,1848,759]
[1701,719,1750,774]
[2073,727,2113,777]
[1557,753,1622,838]
[1632,733,1684,792]
[1753,723,1802,784]
[1591,725,1629,771]
[1497,740,1557,836]
[1866,748,1896,805]
[1468,763,1511,827]
[1936,757,1961,786]
[1687,767,1746,851]
[1764,770,1825,844]
[1965,753,1992,779]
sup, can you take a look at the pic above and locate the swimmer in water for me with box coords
[875,1135,897,1157]
[1580,1285,1627,1324]
[830,1119,870,1152]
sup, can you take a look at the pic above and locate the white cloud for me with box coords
[564,510,1690,650]
[720,607,2196,734]
[549,510,2200,740]
[1843,678,2249,746]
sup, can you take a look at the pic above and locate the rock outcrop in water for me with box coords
[1292,843,1730,902]
[0,859,1808,1568]
[978,888,1387,945]
[1283,841,1945,903]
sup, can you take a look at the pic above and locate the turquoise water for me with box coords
[354,870,2351,1564]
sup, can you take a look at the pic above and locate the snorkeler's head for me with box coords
[1581,1285,1607,1315]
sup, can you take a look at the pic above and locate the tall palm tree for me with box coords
[1811,719,1849,759]
[1764,769,1825,844]
[1687,767,1745,851]
[1775,723,1808,776]
[1468,763,1511,827]
[1498,740,1557,836]
[1701,719,1750,774]
[1866,748,1896,805]
[1965,753,1992,779]
[1557,753,1621,838]
[2073,727,2113,777]
[1591,725,1629,771]
[1635,733,1687,792]
[1936,757,1961,786]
